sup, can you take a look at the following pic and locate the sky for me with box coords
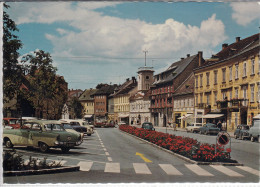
[5,1,260,90]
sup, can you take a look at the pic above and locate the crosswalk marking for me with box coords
[108,157,113,162]
[133,163,152,174]
[185,164,213,176]
[236,166,260,177]
[77,161,93,171]
[211,165,243,177]
[159,164,183,175]
[104,163,120,173]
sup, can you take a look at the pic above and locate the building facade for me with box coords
[173,73,195,128]
[78,88,97,123]
[150,52,203,127]
[194,34,260,132]
[112,77,137,124]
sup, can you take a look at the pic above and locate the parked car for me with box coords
[75,119,94,135]
[198,123,220,135]
[59,121,84,144]
[3,120,82,153]
[94,122,106,128]
[3,118,21,129]
[249,115,260,142]
[234,124,250,140]
[186,123,202,133]
[105,120,115,128]
[60,119,90,136]
[118,121,126,126]
[141,122,155,131]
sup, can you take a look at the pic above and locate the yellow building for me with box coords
[111,77,137,124]
[78,88,97,122]
[194,34,260,132]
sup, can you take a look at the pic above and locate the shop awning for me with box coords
[84,115,93,118]
[253,114,260,119]
[202,114,224,118]
[118,114,129,118]
[178,114,193,119]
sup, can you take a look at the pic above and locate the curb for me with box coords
[4,166,80,176]
[120,130,243,166]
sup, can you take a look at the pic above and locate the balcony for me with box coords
[198,103,206,109]
[217,99,249,110]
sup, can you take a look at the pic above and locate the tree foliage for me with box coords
[3,3,23,102]
[70,97,83,119]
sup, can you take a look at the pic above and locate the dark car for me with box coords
[60,120,87,134]
[234,124,250,140]
[198,123,220,135]
[141,122,155,131]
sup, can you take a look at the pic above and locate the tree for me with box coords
[21,50,59,119]
[3,3,23,102]
[70,97,84,119]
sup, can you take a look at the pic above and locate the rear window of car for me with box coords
[45,124,65,131]
[9,119,20,124]
[70,122,80,126]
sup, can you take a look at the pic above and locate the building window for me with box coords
[222,68,226,82]
[235,113,238,127]
[251,58,255,75]
[146,76,149,80]
[222,91,226,100]
[206,94,210,105]
[200,74,203,87]
[214,92,217,105]
[243,62,247,77]
[214,71,218,84]
[195,95,198,106]
[229,90,232,100]
[258,56,260,74]
[206,72,210,86]
[243,86,247,99]
[200,94,203,103]
[250,85,255,102]
[235,64,239,79]
[195,76,198,88]
[229,66,232,81]
[235,88,239,98]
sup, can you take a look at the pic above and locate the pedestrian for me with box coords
[217,120,222,131]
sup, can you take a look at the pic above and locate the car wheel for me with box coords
[239,134,243,140]
[61,147,70,153]
[39,142,49,153]
[199,131,202,134]
[251,136,254,142]
[5,139,13,148]
[204,131,208,135]
[234,134,238,139]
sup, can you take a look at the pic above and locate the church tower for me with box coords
[137,67,154,92]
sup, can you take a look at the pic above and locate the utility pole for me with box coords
[143,50,148,66]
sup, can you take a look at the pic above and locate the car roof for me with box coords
[25,119,62,125]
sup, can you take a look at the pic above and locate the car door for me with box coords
[15,122,32,145]
[28,123,44,146]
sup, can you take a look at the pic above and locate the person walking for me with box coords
[217,120,222,131]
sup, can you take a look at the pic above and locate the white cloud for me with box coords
[230,2,260,26]
[7,2,228,88]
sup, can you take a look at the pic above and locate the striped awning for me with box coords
[253,114,260,119]
[202,114,224,118]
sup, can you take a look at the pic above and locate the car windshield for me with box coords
[9,119,20,124]
[207,124,217,128]
[45,124,65,131]
[70,122,80,126]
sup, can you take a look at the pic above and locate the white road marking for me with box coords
[105,152,110,156]
[103,148,107,151]
[133,163,152,174]
[185,164,213,176]
[104,163,120,173]
[77,161,93,171]
[211,165,244,177]
[108,157,113,162]
[159,164,183,175]
[236,166,260,177]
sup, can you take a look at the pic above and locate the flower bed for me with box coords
[120,125,237,163]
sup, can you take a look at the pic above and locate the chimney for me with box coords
[187,54,190,57]
[198,51,203,67]
[126,78,130,82]
[181,58,184,60]
[222,43,228,50]
[236,37,240,42]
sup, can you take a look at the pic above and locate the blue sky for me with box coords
[6,2,260,90]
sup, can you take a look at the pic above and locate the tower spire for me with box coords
[143,50,148,66]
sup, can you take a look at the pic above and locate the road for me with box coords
[3,128,260,184]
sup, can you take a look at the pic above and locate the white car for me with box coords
[186,123,202,133]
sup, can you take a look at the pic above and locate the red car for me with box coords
[3,118,21,129]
